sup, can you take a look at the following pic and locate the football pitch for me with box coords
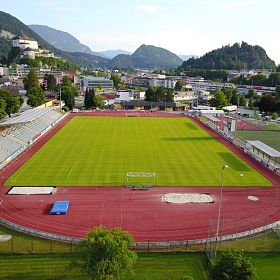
[5,116,271,187]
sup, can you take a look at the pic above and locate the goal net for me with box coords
[126,112,140,117]
[126,172,156,185]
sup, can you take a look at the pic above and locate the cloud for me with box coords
[136,4,158,13]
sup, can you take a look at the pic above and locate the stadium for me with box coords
[0,108,280,246]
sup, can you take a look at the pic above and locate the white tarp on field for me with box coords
[162,193,213,204]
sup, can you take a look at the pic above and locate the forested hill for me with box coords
[179,42,276,70]
[110,44,183,69]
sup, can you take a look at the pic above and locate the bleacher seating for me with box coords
[0,107,63,164]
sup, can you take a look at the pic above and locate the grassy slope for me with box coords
[5,117,270,187]
[0,252,209,280]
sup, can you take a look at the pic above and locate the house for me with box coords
[100,93,116,107]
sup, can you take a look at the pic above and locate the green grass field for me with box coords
[5,116,270,187]
[0,252,209,280]
[1,251,280,280]
[248,252,280,280]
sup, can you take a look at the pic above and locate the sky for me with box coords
[1,0,280,63]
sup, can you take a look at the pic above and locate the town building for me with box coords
[80,76,113,92]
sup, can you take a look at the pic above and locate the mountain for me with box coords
[29,24,94,55]
[179,42,276,70]
[110,44,183,69]
[95,49,132,59]
[0,11,109,68]
[0,12,181,69]
[58,51,109,69]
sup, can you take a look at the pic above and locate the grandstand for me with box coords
[0,107,64,167]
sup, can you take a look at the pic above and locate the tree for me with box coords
[24,69,40,92]
[0,97,7,119]
[145,87,157,102]
[145,87,174,102]
[257,95,276,113]
[93,94,105,109]
[111,73,121,89]
[276,85,280,96]
[69,226,137,280]
[27,87,45,107]
[175,80,183,91]
[84,88,95,109]
[231,92,239,106]
[272,112,278,120]
[61,76,73,86]
[60,76,79,97]
[248,97,254,109]
[44,74,57,92]
[61,91,75,110]
[0,89,21,117]
[0,55,7,65]
[7,47,20,64]
[247,89,256,98]
[239,95,247,107]
[212,250,257,280]
[210,89,227,108]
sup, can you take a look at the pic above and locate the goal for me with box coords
[126,112,140,117]
[126,172,156,185]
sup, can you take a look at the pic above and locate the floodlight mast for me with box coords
[214,164,228,257]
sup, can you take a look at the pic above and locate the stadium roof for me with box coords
[204,114,221,122]
[1,107,55,126]
[247,140,280,158]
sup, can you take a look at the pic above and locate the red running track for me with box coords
[0,111,279,242]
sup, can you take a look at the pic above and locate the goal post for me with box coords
[126,172,156,185]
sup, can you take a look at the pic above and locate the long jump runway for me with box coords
[0,112,279,242]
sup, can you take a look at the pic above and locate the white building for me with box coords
[22,47,36,59]
[116,90,134,101]
[12,32,38,50]
[80,76,113,91]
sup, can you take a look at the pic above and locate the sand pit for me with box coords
[8,187,55,195]
[162,193,213,204]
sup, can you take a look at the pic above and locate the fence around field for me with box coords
[0,215,280,253]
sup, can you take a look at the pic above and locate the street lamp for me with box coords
[215,164,228,257]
